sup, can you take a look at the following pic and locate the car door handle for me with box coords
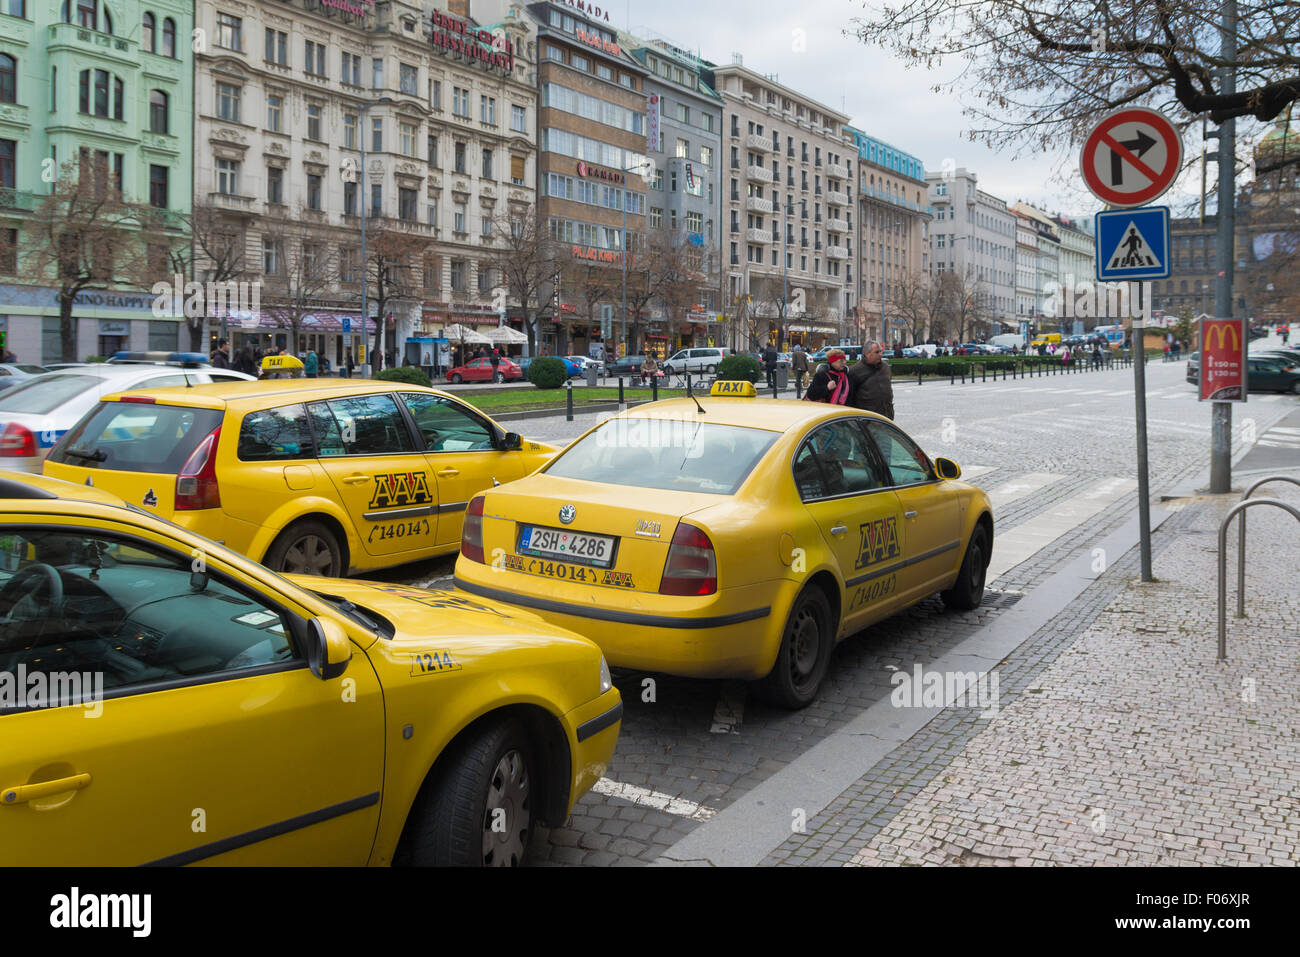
[830,524,848,535]
[3,772,92,806]
[905,510,918,519]
[436,468,459,478]
[342,474,370,485]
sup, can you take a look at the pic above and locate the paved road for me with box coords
[357,335,1298,865]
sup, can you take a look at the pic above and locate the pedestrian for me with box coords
[304,349,318,378]
[1172,339,1182,360]
[763,342,779,389]
[791,344,809,391]
[804,348,851,403]
[211,338,231,369]
[847,341,894,419]
[640,354,658,386]
[2,348,15,363]
[490,347,501,378]
[1162,341,1171,362]
[345,349,356,378]
[234,345,255,375]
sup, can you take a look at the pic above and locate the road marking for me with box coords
[592,778,718,821]
[709,681,746,734]
[958,465,997,481]
[986,476,1138,583]
[1270,427,1300,434]
[986,472,1065,511]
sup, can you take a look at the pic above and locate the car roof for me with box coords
[614,396,891,433]
[100,377,454,412]
[0,469,135,507]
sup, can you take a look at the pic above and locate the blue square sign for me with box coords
[1095,205,1170,281]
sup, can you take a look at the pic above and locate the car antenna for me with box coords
[689,391,705,415]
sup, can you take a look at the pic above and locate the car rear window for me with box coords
[545,420,778,494]
[50,402,224,473]
[0,374,101,415]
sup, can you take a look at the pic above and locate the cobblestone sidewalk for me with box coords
[778,476,1300,866]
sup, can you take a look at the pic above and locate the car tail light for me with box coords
[0,423,37,458]
[659,522,717,596]
[119,396,156,404]
[462,495,485,563]
[175,426,221,510]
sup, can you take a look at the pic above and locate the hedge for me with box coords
[375,366,432,388]
[526,355,568,389]
[715,354,762,383]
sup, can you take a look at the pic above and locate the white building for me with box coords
[926,168,1016,331]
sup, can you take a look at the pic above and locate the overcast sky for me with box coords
[615,0,1235,219]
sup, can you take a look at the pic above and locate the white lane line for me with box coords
[1269,427,1300,434]
[958,465,997,481]
[709,681,746,734]
[986,476,1138,584]
[592,778,718,821]
[986,472,1066,512]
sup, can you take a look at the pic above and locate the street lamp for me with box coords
[621,160,651,358]
[356,96,394,375]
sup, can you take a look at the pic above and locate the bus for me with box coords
[1093,324,1127,348]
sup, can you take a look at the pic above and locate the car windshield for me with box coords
[0,374,100,414]
[546,419,779,494]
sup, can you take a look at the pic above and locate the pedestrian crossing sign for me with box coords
[1095,205,1170,281]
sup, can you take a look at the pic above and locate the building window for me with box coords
[307,173,322,211]
[481,148,493,179]
[343,181,357,216]
[372,57,383,90]
[263,238,282,276]
[453,87,469,117]
[676,138,689,159]
[427,200,437,226]
[141,12,155,52]
[649,207,662,229]
[144,89,169,134]
[481,215,492,237]
[478,267,491,293]
[265,28,287,65]
[266,166,283,204]
[430,79,441,109]
[371,117,382,152]
[481,95,496,125]
[0,53,14,105]
[305,41,328,78]
[399,186,416,222]
[572,53,589,72]
[216,158,239,195]
[511,104,527,133]
[216,82,240,123]
[400,122,416,157]
[510,154,525,186]
[400,63,418,95]
[427,134,439,168]
[267,94,282,132]
[306,103,321,140]
[216,12,242,51]
[370,183,381,217]
[450,260,465,291]
[454,202,466,233]
[0,139,15,189]
[343,112,357,149]
[162,17,176,57]
[454,141,466,174]
[342,52,361,86]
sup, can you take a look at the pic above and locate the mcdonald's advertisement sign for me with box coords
[1199,317,1247,402]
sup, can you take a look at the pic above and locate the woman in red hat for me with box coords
[805,348,851,403]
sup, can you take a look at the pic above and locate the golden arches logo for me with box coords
[1205,322,1241,352]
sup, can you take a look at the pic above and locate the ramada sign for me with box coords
[576,161,625,184]
[551,0,612,22]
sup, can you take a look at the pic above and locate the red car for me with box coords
[446,356,522,384]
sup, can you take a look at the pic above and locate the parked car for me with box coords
[606,354,648,376]
[0,364,50,394]
[661,347,733,376]
[1247,355,1300,393]
[565,355,605,377]
[445,356,523,384]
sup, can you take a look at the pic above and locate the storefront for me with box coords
[0,283,185,364]
[209,310,376,371]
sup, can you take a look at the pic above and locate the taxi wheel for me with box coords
[450,373,463,383]
[405,719,535,867]
[756,587,833,709]
[941,525,989,611]
[265,521,343,577]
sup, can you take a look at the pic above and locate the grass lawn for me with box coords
[457,386,687,414]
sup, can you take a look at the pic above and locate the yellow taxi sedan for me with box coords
[41,379,557,576]
[0,471,620,866]
[454,381,993,708]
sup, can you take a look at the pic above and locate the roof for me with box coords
[619,396,890,432]
[0,469,132,508]
[102,378,447,412]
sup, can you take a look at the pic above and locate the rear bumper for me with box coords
[454,569,794,680]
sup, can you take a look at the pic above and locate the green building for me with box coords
[0,0,193,362]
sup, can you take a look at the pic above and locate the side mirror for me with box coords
[501,431,523,451]
[306,617,352,680]
[934,457,962,481]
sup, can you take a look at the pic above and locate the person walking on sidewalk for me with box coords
[763,343,779,389]
[848,341,894,419]
[805,349,851,403]
[791,344,809,391]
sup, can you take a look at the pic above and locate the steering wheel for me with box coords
[0,563,65,619]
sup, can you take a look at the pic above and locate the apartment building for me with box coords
[1009,202,1062,321]
[928,168,1016,333]
[705,57,852,350]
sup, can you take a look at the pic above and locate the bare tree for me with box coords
[17,159,152,361]
[484,208,558,356]
[850,1,1300,166]
[649,228,708,352]
[561,258,615,351]
[259,208,338,353]
[892,269,944,345]
[182,197,252,350]
[361,222,427,368]
[933,267,990,343]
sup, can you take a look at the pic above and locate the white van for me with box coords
[661,347,732,375]
[990,333,1026,351]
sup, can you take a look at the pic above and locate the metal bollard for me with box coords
[686,373,692,397]
[565,381,574,421]
[618,376,625,405]
[951,365,955,385]
[960,367,965,384]
[917,365,922,386]
[652,375,659,401]
[982,363,987,383]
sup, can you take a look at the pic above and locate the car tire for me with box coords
[941,524,989,611]
[450,373,463,383]
[402,718,536,867]
[493,371,505,384]
[264,520,343,577]
[1291,380,1300,395]
[662,364,674,376]
[755,586,834,709]
[705,364,717,374]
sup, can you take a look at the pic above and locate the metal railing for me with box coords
[1217,488,1300,661]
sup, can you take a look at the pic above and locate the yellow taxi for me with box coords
[454,380,993,708]
[0,471,621,866]
[41,379,557,576]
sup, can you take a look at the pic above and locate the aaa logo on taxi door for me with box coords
[855,515,900,569]
[369,472,433,509]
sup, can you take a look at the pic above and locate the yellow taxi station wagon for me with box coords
[454,381,994,708]
[41,380,558,576]
[0,472,621,866]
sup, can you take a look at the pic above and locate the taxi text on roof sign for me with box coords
[709,380,757,397]
[261,354,304,372]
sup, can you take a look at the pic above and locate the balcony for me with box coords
[828,217,849,232]
[207,191,256,214]
[745,134,772,152]
[827,190,850,207]
[745,228,773,244]
[0,188,40,212]
[47,22,134,63]
[828,163,849,179]
[746,165,773,183]
[745,196,774,213]
[827,246,849,260]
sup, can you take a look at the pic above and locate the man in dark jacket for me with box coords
[790,344,809,391]
[762,343,779,388]
[211,339,231,369]
[848,341,894,419]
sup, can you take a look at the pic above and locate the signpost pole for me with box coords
[1210,0,1238,495]
[1131,310,1154,582]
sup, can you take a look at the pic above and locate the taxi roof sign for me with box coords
[709,379,757,397]
[261,354,304,373]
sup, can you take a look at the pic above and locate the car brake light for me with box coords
[119,396,156,404]
[659,522,717,596]
[0,423,37,458]
[175,426,221,510]
[462,495,485,563]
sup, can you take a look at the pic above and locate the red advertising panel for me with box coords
[1199,318,1247,402]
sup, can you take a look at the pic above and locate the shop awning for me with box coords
[217,310,375,333]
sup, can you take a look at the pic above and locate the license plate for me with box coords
[518,524,616,568]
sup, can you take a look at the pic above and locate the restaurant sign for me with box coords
[429,8,514,72]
